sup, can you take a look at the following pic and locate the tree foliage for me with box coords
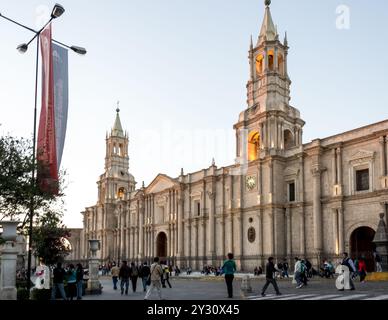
[0,135,63,226]
[32,211,71,265]
[0,135,70,264]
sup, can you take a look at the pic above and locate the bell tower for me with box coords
[97,105,136,204]
[235,0,305,161]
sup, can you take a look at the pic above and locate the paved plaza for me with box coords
[83,275,388,301]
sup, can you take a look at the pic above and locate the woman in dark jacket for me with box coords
[76,263,84,300]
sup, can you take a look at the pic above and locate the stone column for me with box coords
[129,228,133,260]
[167,224,171,258]
[87,239,102,294]
[274,117,278,149]
[194,220,199,269]
[208,191,216,259]
[177,196,184,259]
[286,207,292,258]
[200,220,206,263]
[299,209,306,257]
[332,209,339,255]
[386,137,388,176]
[312,166,323,259]
[338,207,345,254]
[228,215,233,254]
[139,205,144,260]
[221,174,226,259]
[332,149,337,185]
[185,222,191,267]
[0,221,19,300]
[135,226,139,262]
[274,46,278,72]
[336,148,342,186]
[258,210,263,264]
[380,136,386,176]
[120,213,125,260]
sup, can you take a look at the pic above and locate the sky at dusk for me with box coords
[1,0,388,228]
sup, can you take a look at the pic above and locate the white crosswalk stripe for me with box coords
[302,294,342,300]
[277,294,317,300]
[327,294,368,300]
[363,295,388,301]
[249,294,297,300]
[247,293,388,301]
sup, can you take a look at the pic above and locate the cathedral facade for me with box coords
[70,2,388,271]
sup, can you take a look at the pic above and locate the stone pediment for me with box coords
[284,167,300,177]
[145,174,179,194]
[349,150,375,162]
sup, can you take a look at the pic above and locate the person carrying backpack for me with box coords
[341,252,356,290]
[139,262,151,292]
[130,262,139,292]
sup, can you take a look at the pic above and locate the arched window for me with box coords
[268,50,274,71]
[248,131,260,161]
[118,187,125,200]
[284,130,295,149]
[256,54,264,75]
[278,54,284,75]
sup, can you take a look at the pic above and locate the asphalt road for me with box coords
[82,275,388,300]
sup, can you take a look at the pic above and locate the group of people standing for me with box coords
[51,262,84,300]
[220,251,381,299]
[109,258,174,299]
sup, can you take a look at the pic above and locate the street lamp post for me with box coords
[0,4,86,294]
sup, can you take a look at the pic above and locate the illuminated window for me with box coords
[268,50,274,71]
[256,54,264,75]
[118,187,125,199]
[278,54,284,75]
[248,131,260,161]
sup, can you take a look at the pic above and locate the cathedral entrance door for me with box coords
[156,232,167,259]
[350,227,376,272]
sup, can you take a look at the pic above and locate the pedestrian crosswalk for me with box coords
[247,293,388,301]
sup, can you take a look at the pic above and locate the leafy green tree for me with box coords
[0,135,70,264]
[32,210,71,265]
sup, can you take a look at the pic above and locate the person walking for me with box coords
[358,257,367,283]
[139,262,151,292]
[144,257,164,300]
[130,262,139,293]
[222,253,237,298]
[75,263,84,300]
[119,261,131,295]
[374,252,383,272]
[66,264,77,301]
[261,257,282,297]
[51,262,67,300]
[293,257,304,289]
[282,259,289,278]
[111,263,120,290]
[161,262,172,288]
[341,252,356,290]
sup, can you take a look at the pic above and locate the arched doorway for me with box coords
[350,227,376,272]
[156,232,167,259]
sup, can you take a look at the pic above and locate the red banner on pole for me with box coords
[37,23,59,194]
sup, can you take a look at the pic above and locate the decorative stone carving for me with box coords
[248,227,256,243]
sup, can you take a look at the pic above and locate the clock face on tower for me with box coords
[246,175,257,191]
